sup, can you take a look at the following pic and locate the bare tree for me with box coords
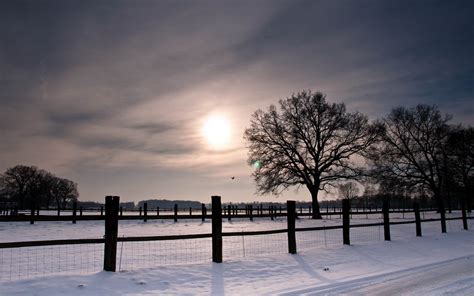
[53,178,79,209]
[447,126,474,209]
[338,182,360,200]
[0,165,79,209]
[369,105,450,213]
[0,165,40,209]
[244,91,382,218]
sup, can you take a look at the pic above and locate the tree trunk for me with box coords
[310,189,322,219]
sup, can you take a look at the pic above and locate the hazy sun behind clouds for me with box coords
[202,113,232,150]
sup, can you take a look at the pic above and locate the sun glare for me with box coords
[202,114,231,150]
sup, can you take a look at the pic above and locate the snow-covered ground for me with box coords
[1,211,473,295]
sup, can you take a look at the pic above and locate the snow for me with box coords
[1,212,473,295]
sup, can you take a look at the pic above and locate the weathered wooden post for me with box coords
[440,203,447,233]
[143,203,148,222]
[249,204,253,221]
[174,204,178,222]
[201,203,206,222]
[30,204,35,225]
[227,205,231,221]
[383,199,391,241]
[212,196,222,263]
[461,200,468,230]
[104,195,119,272]
[414,202,422,237]
[342,199,350,245]
[72,201,77,224]
[287,200,297,254]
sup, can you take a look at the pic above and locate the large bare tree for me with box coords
[447,126,474,209]
[0,165,79,209]
[244,91,381,218]
[369,105,451,213]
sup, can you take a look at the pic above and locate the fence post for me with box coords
[30,204,35,225]
[342,199,350,245]
[271,205,274,221]
[144,203,148,222]
[227,205,231,221]
[414,202,422,237]
[104,195,119,272]
[80,207,83,216]
[120,206,123,217]
[139,207,142,217]
[249,204,253,221]
[287,200,297,254]
[440,202,447,233]
[174,204,178,222]
[101,206,104,216]
[72,201,77,224]
[212,196,222,263]
[201,203,206,222]
[461,200,468,230]
[57,207,60,216]
[156,207,159,216]
[383,200,391,241]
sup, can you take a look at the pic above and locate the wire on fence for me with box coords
[117,238,212,271]
[296,227,342,250]
[0,243,102,282]
[350,225,382,245]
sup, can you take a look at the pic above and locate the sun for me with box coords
[202,114,231,150]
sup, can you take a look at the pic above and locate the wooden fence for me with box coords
[0,195,471,274]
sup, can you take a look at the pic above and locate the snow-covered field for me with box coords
[1,211,473,295]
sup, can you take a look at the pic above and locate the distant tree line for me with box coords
[137,199,202,209]
[245,91,473,218]
[0,165,78,210]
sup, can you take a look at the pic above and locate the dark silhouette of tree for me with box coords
[369,105,451,213]
[52,178,79,209]
[0,165,78,209]
[447,126,474,209]
[0,165,39,208]
[338,182,360,200]
[244,91,382,218]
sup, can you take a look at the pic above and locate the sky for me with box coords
[1,0,473,204]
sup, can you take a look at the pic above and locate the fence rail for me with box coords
[0,195,472,282]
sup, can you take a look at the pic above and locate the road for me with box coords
[279,256,474,295]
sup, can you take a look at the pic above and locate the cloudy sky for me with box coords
[1,0,473,204]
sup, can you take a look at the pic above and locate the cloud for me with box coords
[0,0,472,202]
